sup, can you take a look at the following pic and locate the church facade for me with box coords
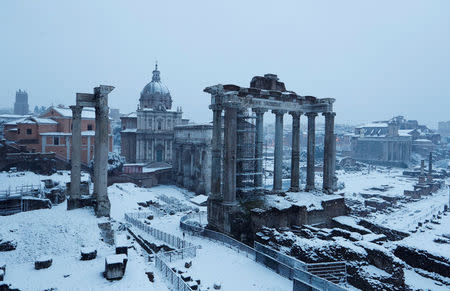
[121,65,183,164]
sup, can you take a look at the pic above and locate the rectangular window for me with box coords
[54,137,59,145]
[26,128,32,135]
[87,124,93,131]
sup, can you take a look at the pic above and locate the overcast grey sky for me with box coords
[1,0,449,127]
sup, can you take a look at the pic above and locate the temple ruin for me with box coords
[68,85,114,217]
[204,74,338,233]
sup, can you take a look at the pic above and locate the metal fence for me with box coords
[126,211,195,291]
[0,184,42,200]
[160,246,198,263]
[180,211,255,259]
[180,213,348,290]
[254,241,307,271]
[125,212,197,251]
[155,255,193,291]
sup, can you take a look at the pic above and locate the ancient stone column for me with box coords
[94,85,114,217]
[322,112,336,193]
[223,106,238,205]
[290,112,301,192]
[211,106,222,199]
[273,110,286,192]
[68,105,83,210]
[331,131,337,191]
[93,104,100,199]
[253,108,266,189]
[305,112,317,191]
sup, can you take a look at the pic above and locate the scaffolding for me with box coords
[236,109,264,195]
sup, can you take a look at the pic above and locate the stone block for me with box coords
[0,264,5,281]
[35,257,52,270]
[181,274,191,282]
[105,254,128,280]
[0,240,16,252]
[80,248,97,261]
[145,271,154,282]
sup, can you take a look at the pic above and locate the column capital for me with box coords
[94,85,115,96]
[289,111,302,118]
[69,105,83,117]
[252,108,267,114]
[322,112,336,117]
[305,112,318,118]
[209,104,223,111]
[272,109,287,115]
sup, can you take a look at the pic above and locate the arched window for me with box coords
[158,120,162,130]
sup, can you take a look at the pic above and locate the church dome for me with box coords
[139,63,172,110]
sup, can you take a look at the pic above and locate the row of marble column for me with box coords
[270,110,336,193]
[210,106,336,205]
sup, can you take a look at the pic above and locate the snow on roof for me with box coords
[40,132,72,136]
[121,112,137,118]
[5,117,27,125]
[142,166,172,173]
[11,117,57,125]
[121,128,137,133]
[356,122,388,129]
[123,163,145,167]
[175,122,213,129]
[30,117,57,124]
[47,106,96,119]
[0,114,31,119]
[39,131,95,136]
[140,108,179,113]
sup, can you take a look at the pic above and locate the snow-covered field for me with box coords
[337,168,417,198]
[1,175,291,291]
[1,165,449,290]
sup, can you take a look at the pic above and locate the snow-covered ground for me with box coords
[337,168,417,198]
[1,177,292,290]
[110,183,292,291]
[0,200,168,291]
[2,164,449,290]
[336,166,450,261]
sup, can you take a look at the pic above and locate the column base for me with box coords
[322,187,333,194]
[67,197,95,210]
[96,196,111,218]
[207,198,240,235]
[67,198,82,210]
[271,188,285,194]
[305,185,315,192]
[288,187,300,193]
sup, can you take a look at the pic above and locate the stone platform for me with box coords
[207,192,348,242]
